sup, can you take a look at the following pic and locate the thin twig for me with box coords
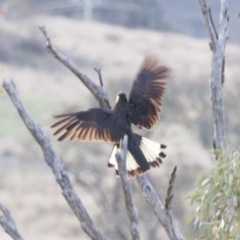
[165,167,177,212]
[208,8,218,41]
[197,0,218,51]
[39,25,111,109]
[0,201,25,240]
[94,67,103,87]
[2,80,107,240]
[115,136,140,240]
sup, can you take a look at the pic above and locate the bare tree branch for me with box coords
[208,8,218,47]
[198,0,229,150]
[0,202,25,240]
[94,67,104,87]
[165,166,177,212]
[39,26,111,109]
[197,1,218,51]
[39,26,185,239]
[2,80,107,240]
[111,180,128,240]
[115,136,140,240]
[137,175,185,240]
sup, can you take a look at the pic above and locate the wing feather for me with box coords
[128,54,170,129]
[51,108,124,143]
[53,119,78,135]
[70,127,81,141]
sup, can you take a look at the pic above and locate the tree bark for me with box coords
[0,202,25,240]
[198,0,229,150]
[116,136,140,240]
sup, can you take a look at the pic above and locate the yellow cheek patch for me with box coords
[115,95,120,104]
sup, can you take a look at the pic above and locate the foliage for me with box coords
[189,150,240,240]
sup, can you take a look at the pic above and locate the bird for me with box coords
[51,54,169,177]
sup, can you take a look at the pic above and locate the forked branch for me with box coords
[94,67,104,87]
[39,26,110,109]
[198,0,229,150]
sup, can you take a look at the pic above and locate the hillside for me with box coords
[162,0,240,44]
[0,14,240,239]
[4,0,240,43]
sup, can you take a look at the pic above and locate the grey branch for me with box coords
[39,25,111,109]
[39,26,185,240]
[115,136,140,240]
[197,0,218,50]
[0,202,25,240]
[2,80,107,240]
[94,67,104,87]
[198,0,229,150]
[165,167,177,212]
[137,175,185,240]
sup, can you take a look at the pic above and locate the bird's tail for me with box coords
[108,134,166,177]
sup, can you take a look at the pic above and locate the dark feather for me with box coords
[51,108,125,142]
[128,54,170,129]
[51,54,169,177]
[159,152,167,158]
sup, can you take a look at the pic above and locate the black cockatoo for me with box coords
[51,55,169,177]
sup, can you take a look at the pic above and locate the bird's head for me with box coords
[115,91,127,104]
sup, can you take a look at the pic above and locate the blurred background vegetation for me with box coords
[0,0,240,239]
[2,0,240,42]
[190,150,240,240]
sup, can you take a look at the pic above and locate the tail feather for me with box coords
[128,138,150,172]
[108,145,118,168]
[140,137,166,164]
[108,135,166,177]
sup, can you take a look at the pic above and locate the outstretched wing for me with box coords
[128,55,169,129]
[51,108,124,142]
